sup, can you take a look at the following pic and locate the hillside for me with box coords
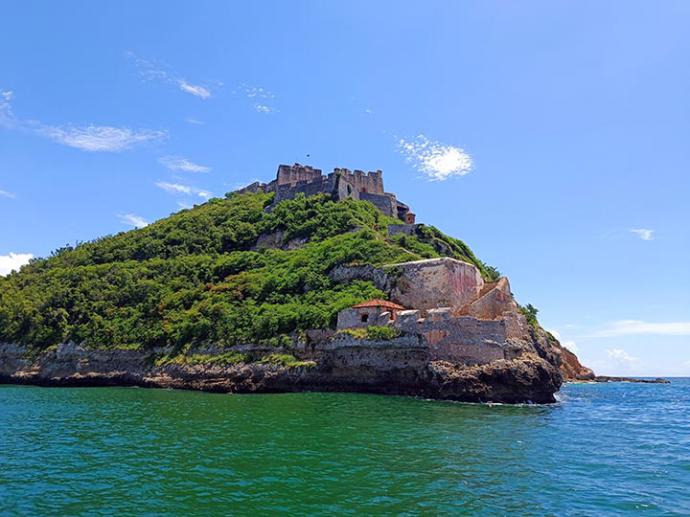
[0,191,499,352]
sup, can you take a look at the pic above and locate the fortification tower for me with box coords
[276,163,322,185]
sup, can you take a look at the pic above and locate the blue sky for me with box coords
[1,1,689,375]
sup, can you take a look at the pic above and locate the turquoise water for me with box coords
[1,381,688,516]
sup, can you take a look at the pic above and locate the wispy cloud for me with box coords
[606,348,638,366]
[158,155,210,173]
[254,104,276,114]
[0,252,33,275]
[1,89,166,152]
[0,189,15,199]
[591,320,690,337]
[398,135,473,181]
[186,118,204,125]
[178,80,211,100]
[177,201,193,210]
[0,90,15,127]
[129,52,216,100]
[155,181,211,199]
[118,213,149,229]
[237,84,274,99]
[233,83,277,113]
[630,228,654,241]
[39,125,166,152]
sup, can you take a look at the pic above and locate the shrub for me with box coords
[338,325,401,340]
[259,353,316,368]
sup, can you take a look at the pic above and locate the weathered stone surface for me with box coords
[337,307,383,329]
[0,342,560,404]
[557,343,596,380]
[244,163,415,222]
[328,264,390,291]
[416,315,507,364]
[463,277,517,319]
[388,257,484,310]
[387,224,419,236]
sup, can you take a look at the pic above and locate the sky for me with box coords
[1,0,689,376]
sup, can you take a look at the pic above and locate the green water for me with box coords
[1,382,689,515]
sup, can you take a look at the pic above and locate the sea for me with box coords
[1,380,688,516]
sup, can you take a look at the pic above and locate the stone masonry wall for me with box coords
[388,258,484,310]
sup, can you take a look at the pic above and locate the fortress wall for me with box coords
[336,168,385,194]
[274,176,332,203]
[359,192,396,217]
[417,311,507,364]
[463,277,517,320]
[277,164,323,185]
[389,258,484,310]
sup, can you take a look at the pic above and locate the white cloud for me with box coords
[177,201,193,209]
[0,252,33,275]
[155,181,211,198]
[364,108,374,114]
[254,103,276,114]
[238,85,274,99]
[129,53,214,100]
[186,118,204,125]
[158,155,210,173]
[592,320,690,337]
[0,189,15,198]
[630,228,654,241]
[547,329,579,354]
[39,125,166,152]
[156,181,193,194]
[398,135,473,181]
[178,80,211,100]
[129,53,169,82]
[0,89,166,152]
[232,84,277,113]
[562,340,579,354]
[118,213,149,229]
[0,89,15,127]
[606,348,638,366]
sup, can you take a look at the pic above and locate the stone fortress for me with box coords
[330,257,530,367]
[237,163,552,373]
[237,163,416,223]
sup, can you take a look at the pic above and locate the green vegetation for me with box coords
[0,191,496,351]
[259,353,316,368]
[339,325,402,341]
[520,303,540,330]
[155,351,249,367]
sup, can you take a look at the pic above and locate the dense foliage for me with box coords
[0,191,496,351]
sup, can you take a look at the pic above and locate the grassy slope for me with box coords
[0,192,497,351]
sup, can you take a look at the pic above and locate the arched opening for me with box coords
[361,314,369,323]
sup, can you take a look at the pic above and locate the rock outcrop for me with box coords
[0,340,560,404]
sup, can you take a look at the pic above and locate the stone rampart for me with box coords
[388,257,484,310]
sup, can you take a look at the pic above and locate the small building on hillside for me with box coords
[336,299,406,329]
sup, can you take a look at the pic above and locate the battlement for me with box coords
[235,163,415,224]
[277,163,323,185]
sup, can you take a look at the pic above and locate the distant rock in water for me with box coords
[592,376,670,384]
[0,163,597,403]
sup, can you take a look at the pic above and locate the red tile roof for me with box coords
[352,299,405,311]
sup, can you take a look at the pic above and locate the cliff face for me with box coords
[0,339,561,404]
[555,344,596,380]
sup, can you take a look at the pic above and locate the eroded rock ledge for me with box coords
[0,341,561,404]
